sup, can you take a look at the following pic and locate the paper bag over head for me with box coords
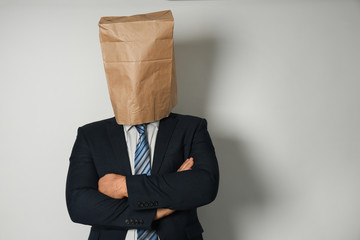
[98,10,178,125]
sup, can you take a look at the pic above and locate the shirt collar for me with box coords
[123,120,160,132]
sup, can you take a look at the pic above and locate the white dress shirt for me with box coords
[123,120,161,240]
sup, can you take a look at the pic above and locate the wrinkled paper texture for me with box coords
[99,10,178,125]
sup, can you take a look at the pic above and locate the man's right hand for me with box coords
[153,157,194,220]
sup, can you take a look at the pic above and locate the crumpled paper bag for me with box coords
[98,9,178,125]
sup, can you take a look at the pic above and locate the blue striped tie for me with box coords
[134,124,159,240]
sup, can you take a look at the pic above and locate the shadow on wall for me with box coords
[172,36,217,117]
[172,37,269,239]
[199,138,268,240]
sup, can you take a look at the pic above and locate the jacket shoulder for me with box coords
[77,116,115,133]
[170,112,207,128]
[171,112,204,121]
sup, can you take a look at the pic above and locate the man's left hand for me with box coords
[98,173,128,199]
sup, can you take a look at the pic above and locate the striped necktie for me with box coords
[134,124,159,240]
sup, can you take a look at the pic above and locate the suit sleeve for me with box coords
[65,126,157,229]
[125,118,220,211]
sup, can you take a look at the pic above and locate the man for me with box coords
[65,10,219,240]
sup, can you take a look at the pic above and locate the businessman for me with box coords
[65,10,219,240]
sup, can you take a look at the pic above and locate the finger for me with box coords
[183,158,193,168]
[182,161,193,171]
[178,158,191,171]
[177,157,194,172]
[178,160,187,171]
[178,163,189,172]
[187,162,194,169]
[186,158,194,167]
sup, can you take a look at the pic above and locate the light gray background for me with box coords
[1,0,359,239]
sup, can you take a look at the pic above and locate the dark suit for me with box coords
[65,112,220,240]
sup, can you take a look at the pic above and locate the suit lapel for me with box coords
[152,112,179,175]
[106,112,179,176]
[106,119,132,175]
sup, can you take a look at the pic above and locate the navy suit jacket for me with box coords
[65,112,220,240]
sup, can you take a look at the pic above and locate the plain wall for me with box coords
[1,0,359,239]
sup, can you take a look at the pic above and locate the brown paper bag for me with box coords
[98,10,178,125]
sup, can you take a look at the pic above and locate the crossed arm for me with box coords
[98,157,195,220]
[65,118,219,230]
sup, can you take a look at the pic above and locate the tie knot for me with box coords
[134,124,146,134]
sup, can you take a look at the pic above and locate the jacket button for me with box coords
[134,219,139,224]
[144,202,149,207]
[154,201,158,206]
[129,219,134,224]
[125,219,129,224]
[149,202,154,207]
[140,219,144,224]
[138,202,144,207]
